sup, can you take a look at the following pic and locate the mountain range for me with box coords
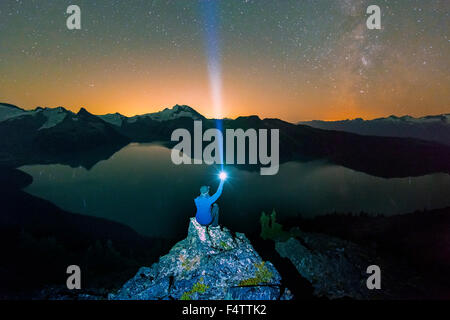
[1,102,450,178]
[299,114,450,146]
[1,102,450,299]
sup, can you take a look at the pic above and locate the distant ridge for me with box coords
[299,114,450,146]
[0,103,27,122]
[0,102,23,110]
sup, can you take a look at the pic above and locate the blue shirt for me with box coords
[195,180,224,225]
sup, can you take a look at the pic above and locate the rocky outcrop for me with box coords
[275,229,375,299]
[109,218,292,300]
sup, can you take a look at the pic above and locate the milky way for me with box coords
[0,0,448,121]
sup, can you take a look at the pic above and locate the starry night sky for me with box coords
[0,0,449,121]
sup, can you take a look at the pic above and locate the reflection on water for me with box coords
[20,143,450,238]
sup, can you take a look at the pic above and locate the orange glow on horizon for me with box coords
[3,49,449,123]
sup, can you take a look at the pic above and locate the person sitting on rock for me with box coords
[195,178,224,227]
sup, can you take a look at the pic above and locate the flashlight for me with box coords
[219,171,227,181]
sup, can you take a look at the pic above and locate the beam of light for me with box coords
[201,0,224,169]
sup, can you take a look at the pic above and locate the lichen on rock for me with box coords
[238,261,274,286]
[109,218,292,300]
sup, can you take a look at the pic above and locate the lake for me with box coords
[20,143,450,239]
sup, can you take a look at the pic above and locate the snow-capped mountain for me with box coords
[133,104,205,122]
[0,103,27,122]
[0,104,129,168]
[2,104,204,129]
[98,112,128,127]
[299,114,450,146]
[0,103,74,130]
[35,106,74,129]
[99,104,205,127]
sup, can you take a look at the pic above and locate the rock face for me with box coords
[110,218,292,300]
[275,229,374,299]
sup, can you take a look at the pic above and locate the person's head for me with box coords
[200,185,210,196]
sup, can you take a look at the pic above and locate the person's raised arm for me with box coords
[209,179,224,203]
